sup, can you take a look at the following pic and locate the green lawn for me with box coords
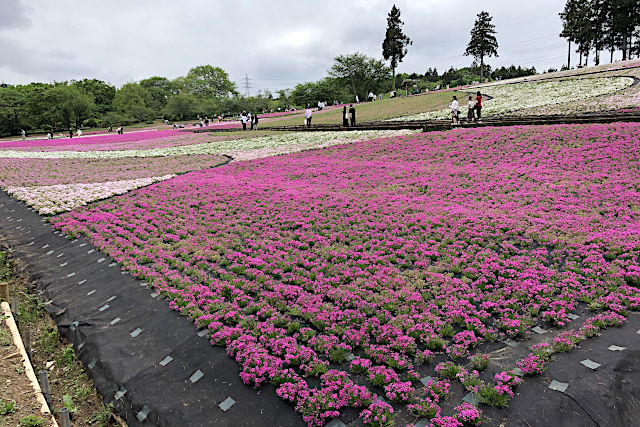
[264,91,470,127]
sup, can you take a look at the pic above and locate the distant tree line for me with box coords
[395,64,536,93]
[561,0,640,66]
[0,65,292,136]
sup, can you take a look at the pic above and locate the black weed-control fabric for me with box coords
[482,313,640,427]
[0,191,302,427]
[1,189,640,426]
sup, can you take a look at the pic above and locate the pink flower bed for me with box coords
[0,154,228,187]
[0,129,182,150]
[51,123,640,425]
[4,131,266,152]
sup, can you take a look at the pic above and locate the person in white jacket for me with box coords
[304,106,313,127]
[450,96,460,124]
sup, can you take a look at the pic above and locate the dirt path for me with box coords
[0,317,50,427]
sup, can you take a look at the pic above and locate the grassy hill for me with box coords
[264,90,469,127]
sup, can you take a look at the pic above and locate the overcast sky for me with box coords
[0,0,609,94]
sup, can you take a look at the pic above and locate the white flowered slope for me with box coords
[6,175,175,215]
[391,76,634,120]
[0,130,419,160]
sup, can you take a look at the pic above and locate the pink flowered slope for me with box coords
[0,154,228,187]
[52,123,640,426]
[0,129,181,149]
[5,131,268,152]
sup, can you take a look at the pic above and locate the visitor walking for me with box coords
[450,96,459,124]
[349,104,356,127]
[20,129,26,140]
[475,91,483,121]
[342,106,349,127]
[108,125,113,132]
[467,96,476,122]
[253,114,259,130]
[77,129,82,137]
[304,106,313,127]
[240,111,248,130]
[69,129,74,138]
[47,131,53,139]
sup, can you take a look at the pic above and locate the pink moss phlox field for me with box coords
[0,155,228,187]
[0,129,182,149]
[51,122,640,425]
[0,129,256,152]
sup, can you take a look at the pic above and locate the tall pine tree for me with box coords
[382,5,412,91]
[560,0,581,68]
[562,0,640,64]
[464,11,499,79]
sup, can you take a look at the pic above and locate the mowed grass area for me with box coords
[264,90,470,127]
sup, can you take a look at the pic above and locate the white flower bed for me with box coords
[7,175,175,215]
[0,130,418,160]
[392,76,634,120]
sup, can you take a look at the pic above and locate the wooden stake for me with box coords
[25,329,32,362]
[10,297,17,321]
[0,282,8,301]
[60,408,71,427]
[38,370,52,410]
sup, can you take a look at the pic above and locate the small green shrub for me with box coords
[39,328,58,354]
[477,385,510,407]
[328,347,348,363]
[435,361,461,379]
[87,403,114,425]
[19,415,46,427]
[56,344,75,367]
[426,336,446,351]
[62,394,78,415]
[0,398,17,415]
[470,353,490,371]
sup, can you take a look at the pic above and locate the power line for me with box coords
[399,33,565,68]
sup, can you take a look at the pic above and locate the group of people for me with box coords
[343,105,356,127]
[106,125,124,134]
[302,104,357,128]
[367,91,383,102]
[18,123,124,141]
[240,110,259,130]
[450,91,483,124]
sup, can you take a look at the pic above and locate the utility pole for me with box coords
[242,74,252,97]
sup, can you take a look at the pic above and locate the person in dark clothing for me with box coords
[68,129,73,138]
[475,91,483,120]
[349,105,356,127]
[253,114,259,130]
[342,106,349,127]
